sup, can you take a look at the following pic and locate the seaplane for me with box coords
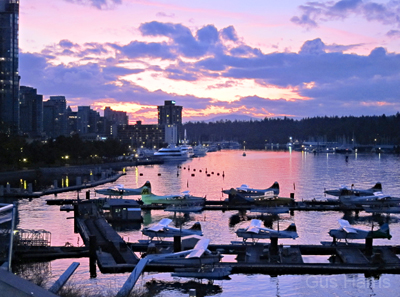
[141,186,206,205]
[141,218,203,240]
[146,237,222,266]
[115,238,222,296]
[324,182,382,197]
[328,219,392,243]
[95,181,151,197]
[338,192,400,206]
[236,219,298,242]
[222,181,280,197]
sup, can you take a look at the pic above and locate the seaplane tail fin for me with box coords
[270,181,279,190]
[141,186,151,195]
[285,223,297,232]
[377,223,392,239]
[143,181,151,189]
[189,222,202,231]
[371,182,382,191]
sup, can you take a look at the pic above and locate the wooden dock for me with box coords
[75,202,139,273]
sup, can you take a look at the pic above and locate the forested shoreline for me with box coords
[184,113,400,149]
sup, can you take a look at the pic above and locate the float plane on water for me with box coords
[324,182,382,197]
[146,237,222,266]
[236,219,298,242]
[338,192,400,206]
[141,186,205,205]
[328,219,392,243]
[95,181,151,197]
[222,181,280,197]
[141,218,203,240]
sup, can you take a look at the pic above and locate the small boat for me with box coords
[172,266,232,280]
[193,144,208,157]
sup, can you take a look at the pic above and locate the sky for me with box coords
[19,0,400,124]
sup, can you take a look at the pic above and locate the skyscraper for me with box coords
[157,100,183,144]
[19,86,43,137]
[0,0,19,134]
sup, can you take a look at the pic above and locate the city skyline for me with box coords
[19,0,400,124]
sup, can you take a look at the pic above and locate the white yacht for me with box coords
[154,144,190,161]
[179,143,194,158]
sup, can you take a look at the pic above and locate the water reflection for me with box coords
[145,279,223,297]
[10,151,400,297]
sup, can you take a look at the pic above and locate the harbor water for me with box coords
[14,150,400,296]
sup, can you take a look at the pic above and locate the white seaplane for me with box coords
[236,219,298,242]
[141,218,203,240]
[146,237,222,266]
[141,186,205,205]
[95,181,151,197]
[324,182,382,197]
[222,181,280,197]
[338,191,400,206]
[115,238,222,296]
[328,219,392,243]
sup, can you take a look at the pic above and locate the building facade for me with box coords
[19,86,43,137]
[157,100,183,144]
[117,121,163,150]
[0,0,19,134]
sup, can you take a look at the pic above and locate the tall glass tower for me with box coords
[0,0,19,134]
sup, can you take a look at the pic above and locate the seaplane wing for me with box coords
[338,219,358,233]
[247,219,263,233]
[186,238,210,258]
[148,218,172,232]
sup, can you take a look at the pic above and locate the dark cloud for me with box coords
[139,21,223,58]
[19,22,400,120]
[387,30,400,38]
[292,0,400,32]
[114,41,176,60]
[59,39,75,49]
[220,26,239,42]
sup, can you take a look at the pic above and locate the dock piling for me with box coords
[89,235,97,278]
[174,236,182,252]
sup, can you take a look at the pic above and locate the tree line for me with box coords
[184,113,400,149]
[0,134,128,170]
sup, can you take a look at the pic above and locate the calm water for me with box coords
[14,150,400,296]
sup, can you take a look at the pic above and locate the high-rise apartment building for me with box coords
[43,96,67,137]
[104,106,128,137]
[157,100,183,144]
[0,0,19,134]
[19,86,43,137]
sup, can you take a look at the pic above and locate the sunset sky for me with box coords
[19,0,400,124]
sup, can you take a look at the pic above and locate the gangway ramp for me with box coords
[336,247,369,264]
